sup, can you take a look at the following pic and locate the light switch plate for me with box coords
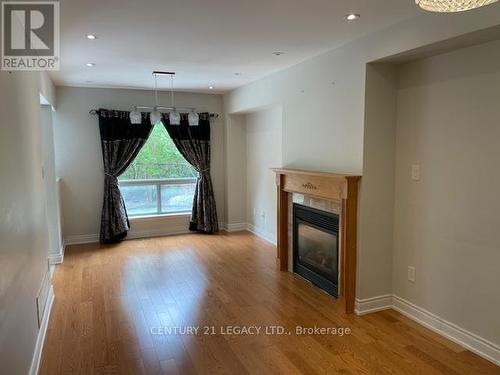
[411,164,420,181]
[408,266,416,283]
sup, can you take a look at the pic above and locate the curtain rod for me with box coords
[89,108,219,119]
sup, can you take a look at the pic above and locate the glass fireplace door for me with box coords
[297,222,338,282]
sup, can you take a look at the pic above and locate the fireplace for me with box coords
[293,203,339,297]
[273,168,360,313]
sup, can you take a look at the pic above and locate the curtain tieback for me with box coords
[199,168,210,174]
[104,172,118,179]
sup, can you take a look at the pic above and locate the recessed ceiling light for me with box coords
[273,51,285,56]
[208,86,214,90]
[86,34,97,40]
[345,13,360,21]
[85,62,95,67]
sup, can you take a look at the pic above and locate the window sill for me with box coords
[129,212,191,221]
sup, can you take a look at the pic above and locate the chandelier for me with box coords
[129,71,199,126]
[416,0,499,12]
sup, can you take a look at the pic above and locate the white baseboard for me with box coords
[221,222,277,246]
[246,223,277,245]
[64,233,99,245]
[224,222,248,232]
[29,285,54,375]
[48,243,65,265]
[64,218,224,246]
[65,227,195,245]
[355,294,500,366]
[68,222,276,243]
[355,294,393,315]
[127,226,190,240]
[49,265,56,278]
[392,295,500,366]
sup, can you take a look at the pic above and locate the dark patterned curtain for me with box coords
[98,109,153,243]
[162,113,219,233]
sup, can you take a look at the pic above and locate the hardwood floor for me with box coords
[40,231,498,375]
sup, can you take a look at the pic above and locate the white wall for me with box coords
[224,7,500,171]
[225,44,366,175]
[393,40,500,346]
[357,64,398,299]
[224,113,247,227]
[53,86,224,241]
[0,71,51,374]
[245,107,282,242]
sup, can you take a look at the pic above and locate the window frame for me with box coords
[119,177,197,217]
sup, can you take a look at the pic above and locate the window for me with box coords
[119,124,197,216]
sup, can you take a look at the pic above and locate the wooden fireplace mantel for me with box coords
[272,168,361,314]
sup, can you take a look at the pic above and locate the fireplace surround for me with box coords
[272,168,361,313]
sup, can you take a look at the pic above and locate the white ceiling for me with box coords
[50,0,423,93]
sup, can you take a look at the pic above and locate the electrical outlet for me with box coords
[411,164,421,181]
[407,266,416,283]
